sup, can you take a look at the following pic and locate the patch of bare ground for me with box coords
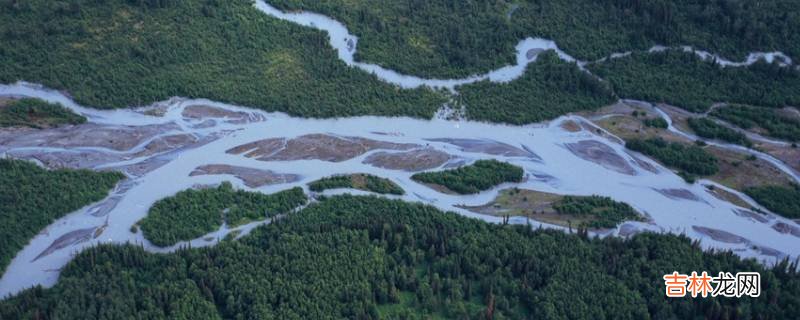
[594,113,684,143]
[134,134,197,157]
[654,188,705,203]
[733,209,770,223]
[565,140,636,175]
[703,185,751,209]
[190,164,300,188]
[559,120,581,132]
[12,150,126,170]
[226,134,417,162]
[0,122,180,151]
[772,222,800,238]
[459,188,642,230]
[34,218,110,262]
[758,143,800,173]
[589,103,797,191]
[113,157,172,177]
[426,138,540,159]
[363,148,452,172]
[692,226,747,244]
[708,146,794,190]
[182,105,264,124]
[626,152,659,173]
[577,100,642,119]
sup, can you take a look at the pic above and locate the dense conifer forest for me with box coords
[553,195,641,229]
[687,117,752,147]
[0,159,124,274]
[710,105,800,142]
[271,0,800,78]
[589,50,800,112]
[411,160,524,194]
[139,183,307,247]
[744,184,800,219]
[0,0,446,118]
[1,195,798,319]
[309,174,404,195]
[0,98,86,128]
[625,137,719,179]
[457,52,616,124]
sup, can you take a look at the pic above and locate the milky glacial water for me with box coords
[1,83,799,298]
[253,0,794,90]
[1,0,799,299]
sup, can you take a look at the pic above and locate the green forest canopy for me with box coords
[589,50,800,113]
[270,0,800,78]
[0,0,445,118]
[625,137,719,178]
[1,195,798,319]
[457,51,616,124]
[139,182,307,247]
[0,159,124,274]
[687,117,752,147]
[553,195,642,229]
[411,160,524,194]
[0,98,86,128]
[744,184,800,219]
[711,104,800,142]
[308,173,404,195]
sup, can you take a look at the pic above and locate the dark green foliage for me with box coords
[411,160,523,194]
[2,195,799,319]
[590,50,800,112]
[308,173,404,195]
[0,159,123,274]
[270,0,800,78]
[0,98,86,128]
[642,117,667,129]
[688,117,752,147]
[626,137,718,177]
[457,52,617,124]
[711,105,800,142]
[745,184,800,219]
[553,195,641,229]
[0,0,445,118]
[139,183,307,247]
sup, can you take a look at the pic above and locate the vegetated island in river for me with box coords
[461,188,644,230]
[745,184,800,220]
[0,159,124,274]
[1,195,798,319]
[625,137,719,183]
[137,182,307,247]
[308,173,404,195]
[0,98,86,129]
[411,159,523,195]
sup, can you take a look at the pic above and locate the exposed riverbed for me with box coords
[2,83,800,298]
[1,0,800,299]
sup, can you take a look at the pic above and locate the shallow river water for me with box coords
[1,0,799,299]
[1,82,800,298]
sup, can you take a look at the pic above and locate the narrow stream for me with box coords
[252,0,794,90]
